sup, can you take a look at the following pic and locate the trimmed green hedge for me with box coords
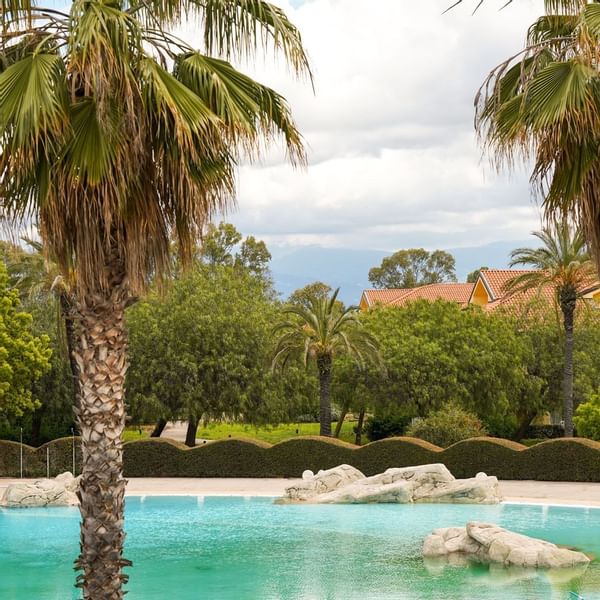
[1,436,599,481]
[0,436,82,477]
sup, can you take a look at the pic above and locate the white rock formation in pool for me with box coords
[423,522,591,569]
[0,472,80,508]
[279,464,502,504]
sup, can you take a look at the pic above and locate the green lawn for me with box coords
[122,421,358,444]
[196,421,358,444]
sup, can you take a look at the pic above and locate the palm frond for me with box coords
[0,53,67,148]
[199,0,311,79]
[174,51,304,163]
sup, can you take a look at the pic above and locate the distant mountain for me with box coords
[269,240,530,306]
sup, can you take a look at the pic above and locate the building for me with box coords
[360,269,600,312]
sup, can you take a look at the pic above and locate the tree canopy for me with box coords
[0,261,52,418]
[362,301,543,432]
[127,260,316,438]
[368,248,457,289]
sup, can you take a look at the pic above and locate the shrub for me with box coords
[405,404,487,448]
[574,393,600,441]
[523,424,565,439]
[364,412,414,442]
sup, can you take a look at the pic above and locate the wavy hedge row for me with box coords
[1,435,599,481]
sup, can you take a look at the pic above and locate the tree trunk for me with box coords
[317,354,332,437]
[150,418,167,438]
[72,277,131,599]
[334,401,349,438]
[355,407,366,446]
[560,288,577,438]
[59,292,80,406]
[185,416,198,447]
[512,409,537,443]
[30,408,43,447]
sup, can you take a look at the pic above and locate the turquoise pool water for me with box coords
[0,497,599,600]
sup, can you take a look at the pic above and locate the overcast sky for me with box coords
[190,0,548,253]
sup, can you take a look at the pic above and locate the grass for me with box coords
[122,421,359,444]
[196,421,358,444]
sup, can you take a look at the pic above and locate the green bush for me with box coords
[2,435,600,481]
[405,404,487,447]
[574,393,600,441]
[364,412,414,442]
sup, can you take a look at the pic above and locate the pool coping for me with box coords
[2,477,600,507]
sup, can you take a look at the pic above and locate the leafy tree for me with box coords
[21,295,75,444]
[0,262,51,418]
[0,0,309,595]
[236,236,272,278]
[368,248,457,289]
[201,223,243,266]
[272,289,381,436]
[288,281,334,309]
[330,355,376,443]
[0,243,75,444]
[362,301,540,430]
[201,222,272,279]
[574,392,600,441]
[472,1,600,279]
[0,240,78,402]
[127,264,311,445]
[467,267,488,283]
[507,222,595,436]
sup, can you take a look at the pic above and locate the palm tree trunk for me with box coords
[150,418,167,438]
[560,288,577,438]
[72,278,131,599]
[317,354,332,437]
[185,416,198,447]
[354,407,366,445]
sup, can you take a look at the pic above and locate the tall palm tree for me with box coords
[272,289,381,437]
[470,1,600,275]
[507,221,595,437]
[0,1,309,597]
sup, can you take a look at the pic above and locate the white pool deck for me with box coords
[1,478,599,507]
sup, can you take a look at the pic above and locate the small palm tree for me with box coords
[9,240,79,399]
[272,289,381,437]
[0,0,309,596]
[507,221,595,437]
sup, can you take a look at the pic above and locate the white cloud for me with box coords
[185,0,546,253]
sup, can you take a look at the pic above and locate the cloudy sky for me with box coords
[206,0,547,255]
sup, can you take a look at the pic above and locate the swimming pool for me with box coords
[1,497,599,599]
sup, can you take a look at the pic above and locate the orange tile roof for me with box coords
[483,285,556,313]
[477,269,536,301]
[361,289,413,306]
[388,283,475,307]
[361,268,600,314]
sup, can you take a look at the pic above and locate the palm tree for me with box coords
[272,289,381,437]
[0,1,309,597]
[471,1,600,275]
[507,221,595,437]
[9,240,79,399]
